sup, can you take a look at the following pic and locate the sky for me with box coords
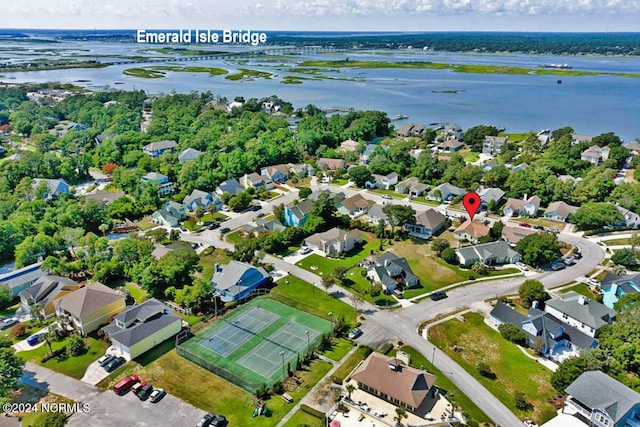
[2,0,640,32]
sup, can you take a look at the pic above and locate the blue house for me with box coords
[211,261,270,302]
[283,199,314,227]
[600,273,640,309]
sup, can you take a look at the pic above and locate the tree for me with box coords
[490,221,504,239]
[476,362,495,379]
[463,125,499,151]
[518,279,549,308]
[30,303,44,325]
[272,203,285,223]
[532,337,546,355]
[431,238,450,256]
[195,206,205,220]
[612,264,628,276]
[551,356,593,393]
[471,261,489,275]
[9,323,27,339]
[345,383,356,399]
[321,274,334,293]
[312,192,338,225]
[0,284,12,308]
[382,204,416,228]
[394,406,408,426]
[0,335,25,405]
[228,192,253,212]
[498,322,528,346]
[349,293,364,312]
[441,248,458,265]
[98,223,109,237]
[42,327,59,355]
[348,165,372,188]
[611,248,638,268]
[613,292,640,313]
[571,202,625,230]
[514,391,532,411]
[32,412,67,427]
[515,232,560,267]
[66,334,87,356]
[629,233,640,249]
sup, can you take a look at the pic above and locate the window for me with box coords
[593,412,610,426]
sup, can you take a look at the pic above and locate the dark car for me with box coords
[104,356,126,373]
[430,291,448,301]
[197,413,217,427]
[150,388,166,403]
[137,383,153,400]
[208,222,220,230]
[219,227,230,233]
[551,262,566,271]
[574,252,583,260]
[251,204,261,211]
[348,327,363,339]
[533,225,545,230]
[27,333,44,346]
[211,415,227,426]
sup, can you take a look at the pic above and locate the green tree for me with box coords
[471,261,489,275]
[611,248,638,268]
[498,322,528,346]
[0,335,25,405]
[0,284,12,308]
[298,187,312,199]
[551,356,594,393]
[431,238,450,256]
[382,204,415,228]
[394,406,408,426]
[515,232,560,267]
[228,192,253,212]
[571,202,625,230]
[30,303,44,326]
[348,165,372,188]
[66,334,86,357]
[514,391,532,411]
[476,362,495,379]
[272,203,285,224]
[518,279,549,308]
[463,125,499,151]
[441,248,458,265]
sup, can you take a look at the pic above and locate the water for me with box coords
[2,40,639,141]
[0,261,15,275]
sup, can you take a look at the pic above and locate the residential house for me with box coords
[456,241,520,266]
[84,190,125,206]
[366,252,419,292]
[243,218,286,235]
[308,189,346,204]
[31,178,70,200]
[260,164,289,183]
[141,172,176,196]
[283,199,314,227]
[537,129,551,145]
[427,183,465,203]
[482,159,499,171]
[183,189,221,212]
[572,134,594,145]
[483,135,508,155]
[19,275,80,319]
[476,188,505,209]
[215,178,244,196]
[396,123,425,138]
[152,201,187,227]
[287,163,309,178]
[360,144,387,165]
[544,291,616,338]
[210,261,270,302]
[286,116,301,132]
[623,141,640,157]
[616,206,640,228]
[0,262,44,297]
[501,226,539,246]
[403,209,446,239]
[490,302,598,363]
[317,158,345,170]
[338,194,375,218]
[366,204,388,226]
[178,148,203,163]
[338,139,359,152]
[454,220,490,244]
[240,172,272,190]
[151,241,195,260]
[441,123,463,141]
[304,228,363,256]
[436,139,464,152]
[101,298,182,360]
[563,371,640,427]
[512,163,529,172]
[600,273,640,309]
[51,122,87,137]
[395,177,428,197]
[54,283,126,335]
[503,195,542,217]
[365,172,398,190]
[142,140,177,158]
[544,201,579,222]
[0,124,12,135]
[581,145,610,166]
[349,352,437,413]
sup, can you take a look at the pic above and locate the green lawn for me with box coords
[428,313,557,424]
[272,276,358,326]
[0,302,20,317]
[17,335,108,379]
[296,232,379,277]
[286,177,311,188]
[342,267,396,307]
[412,196,440,206]
[463,151,480,162]
[602,237,632,246]
[20,393,75,426]
[399,346,492,425]
[125,283,149,304]
[282,409,324,427]
[182,217,204,231]
[322,337,355,362]
[201,212,229,222]
[498,132,528,142]
[332,345,372,382]
[331,178,349,186]
[198,247,232,281]
[368,188,405,198]
[225,229,244,245]
[560,283,597,300]
[97,348,331,427]
[135,216,156,231]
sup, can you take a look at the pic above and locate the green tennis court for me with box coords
[178,298,332,390]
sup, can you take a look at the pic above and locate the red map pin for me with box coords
[462,192,480,221]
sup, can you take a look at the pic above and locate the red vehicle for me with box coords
[519,222,532,228]
[113,375,139,395]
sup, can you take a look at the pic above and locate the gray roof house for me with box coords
[544,201,579,222]
[178,147,203,163]
[437,139,464,152]
[142,140,178,159]
[19,275,80,319]
[564,371,640,427]
[54,283,126,335]
[84,190,125,206]
[404,209,447,239]
[211,261,270,303]
[427,183,465,203]
[32,178,70,200]
[616,205,640,229]
[0,262,44,297]
[482,135,508,155]
[544,291,616,338]
[456,241,520,266]
[304,228,363,256]
[366,203,388,225]
[366,252,419,292]
[215,178,244,196]
[581,145,610,166]
[395,177,429,196]
[101,298,182,360]
[476,188,505,209]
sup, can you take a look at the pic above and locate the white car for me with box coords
[299,246,311,255]
[515,262,529,271]
[586,278,601,287]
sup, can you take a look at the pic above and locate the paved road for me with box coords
[21,362,206,427]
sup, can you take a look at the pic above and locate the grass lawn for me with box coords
[201,212,229,222]
[412,196,441,206]
[331,178,349,186]
[296,232,380,277]
[282,409,324,427]
[322,337,355,362]
[463,151,480,162]
[428,313,557,424]
[97,348,331,427]
[342,267,396,307]
[368,188,405,198]
[182,217,204,231]
[560,283,598,300]
[332,345,372,382]
[125,282,149,304]
[399,346,492,425]
[508,217,562,229]
[0,302,20,317]
[17,335,108,379]
[198,247,232,281]
[498,132,528,142]
[272,276,358,326]
[286,177,311,187]
[226,229,244,245]
[20,393,75,426]
[135,216,156,231]
[602,237,632,246]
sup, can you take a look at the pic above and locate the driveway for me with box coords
[12,327,49,352]
[21,362,206,427]
[81,359,111,385]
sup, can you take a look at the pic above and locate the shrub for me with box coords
[441,248,458,265]
[498,322,528,346]
[476,362,496,379]
[66,334,87,356]
[369,284,382,297]
[514,391,533,411]
[32,412,67,427]
[10,323,27,339]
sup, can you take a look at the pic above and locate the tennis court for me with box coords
[198,306,280,357]
[237,321,321,378]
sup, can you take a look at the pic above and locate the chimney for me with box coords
[214,263,220,273]
[578,296,587,305]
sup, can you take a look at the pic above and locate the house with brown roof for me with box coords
[501,226,539,246]
[337,194,375,218]
[317,158,346,170]
[260,164,289,183]
[54,283,126,335]
[304,228,363,256]
[338,139,359,152]
[404,209,447,239]
[503,195,542,217]
[240,172,273,190]
[84,190,125,206]
[396,123,425,138]
[349,352,437,412]
[395,177,429,197]
[454,220,490,244]
[544,201,579,222]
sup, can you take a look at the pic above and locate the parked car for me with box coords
[348,327,363,339]
[519,222,532,228]
[381,194,392,200]
[197,413,217,427]
[131,381,146,396]
[179,226,187,232]
[219,227,230,233]
[299,246,311,255]
[430,291,448,301]
[98,353,115,366]
[150,388,166,403]
[251,204,261,212]
[27,333,44,346]
[208,222,220,230]
[137,383,153,400]
[211,415,227,426]
[221,205,229,212]
[548,227,560,233]
[574,251,583,260]
[551,262,566,271]
[113,375,139,395]
[515,262,529,271]
[533,225,545,230]
[256,212,265,218]
[586,278,601,287]
[563,257,575,266]
[0,317,18,330]
[105,356,126,373]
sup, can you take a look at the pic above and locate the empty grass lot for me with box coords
[428,313,557,424]
[331,345,372,383]
[282,409,324,427]
[322,337,355,362]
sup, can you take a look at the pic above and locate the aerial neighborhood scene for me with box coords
[0,3,639,427]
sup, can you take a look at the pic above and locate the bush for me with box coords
[66,334,87,356]
[471,261,489,275]
[32,412,67,427]
[10,323,27,339]
[299,187,312,199]
[441,248,458,265]
[514,391,533,411]
[498,322,528,346]
[476,362,496,379]
[369,284,382,297]
[272,381,284,394]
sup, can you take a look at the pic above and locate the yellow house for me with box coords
[54,283,126,335]
[19,275,80,319]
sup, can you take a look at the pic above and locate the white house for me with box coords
[544,291,616,338]
[503,195,542,216]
